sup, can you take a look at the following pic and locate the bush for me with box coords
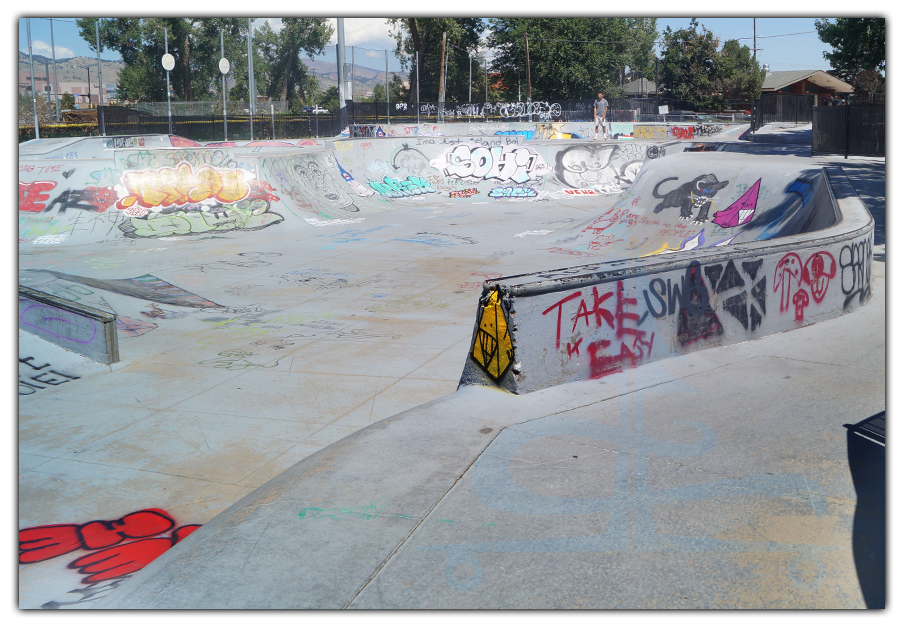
[19,122,98,143]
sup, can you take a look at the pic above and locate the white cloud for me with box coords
[30,39,74,58]
[326,18,396,51]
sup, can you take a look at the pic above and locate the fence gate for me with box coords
[812,104,885,157]
[751,94,815,131]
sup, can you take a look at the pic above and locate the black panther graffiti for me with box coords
[652,174,729,223]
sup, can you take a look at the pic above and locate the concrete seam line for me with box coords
[342,424,514,608]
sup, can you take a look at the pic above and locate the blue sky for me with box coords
[18,16,838,74]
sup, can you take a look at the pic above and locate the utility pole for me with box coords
[751,18,762,59]
[525,32,531,121]
[50,18,60,121]
[438,31,447,123]
[386,50,390,124]
[220,30,228,141]
[95,20,105,135]
[85,66,92,108]
[469,54,472,103]
[27,18,39,138]
[336,19,347,131]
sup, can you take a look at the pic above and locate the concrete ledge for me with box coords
[18,285,119,365]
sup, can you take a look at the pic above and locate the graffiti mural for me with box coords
[471,289,513,380]
[449,188,479,199]
[652,174,730,223]
[367,176,436,198]
[540,280,656,379]
[440,145,546,184]
[336,160,375,197]
[287,153,360,213]
[713,179,760,228]
[118,199,283,238]
[774,251,838,321]
[20,509,201,607]
[115,163,250,210]
[488,187,537,198]
[553,143,660,195]
[19,356,81,396]
[839,238,873,309]
[702,259,767,331]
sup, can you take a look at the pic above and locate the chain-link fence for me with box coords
[24,97,744,142]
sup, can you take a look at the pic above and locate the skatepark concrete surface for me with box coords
[17,122,885,610]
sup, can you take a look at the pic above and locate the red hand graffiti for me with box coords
[68,524,200,584]
[19,509,175,563]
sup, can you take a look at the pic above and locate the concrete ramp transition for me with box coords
[19,123,878,609]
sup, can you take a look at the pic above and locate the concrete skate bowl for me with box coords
[19,132,871,393]
[459,152,874,393]
[19,130,694,250]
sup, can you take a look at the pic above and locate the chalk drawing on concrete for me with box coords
[420,378,833,595]
[471,288,513,381]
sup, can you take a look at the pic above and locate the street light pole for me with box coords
[27,18,40,139]
[164,28,172,135]
[50,18,60,121]
[95,20,105,135]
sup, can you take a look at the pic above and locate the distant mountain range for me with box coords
[19,51,406,97]
[19,52,124,85]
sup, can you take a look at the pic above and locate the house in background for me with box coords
[624,77,656,97]
[762,70,853,106]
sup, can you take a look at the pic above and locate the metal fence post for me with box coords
[845,104,850,159]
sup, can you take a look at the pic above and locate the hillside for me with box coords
[19,52,123,85]
[19,51,406,98]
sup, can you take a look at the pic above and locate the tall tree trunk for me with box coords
[408,18,421,104]
[280,51,294,102]
[180,27,192,101]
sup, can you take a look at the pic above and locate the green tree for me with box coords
[815,18,885,81]
[388,18,486,103]
[76,18,252,103]
[319,85,340,113]
[19,91,53,125]
[372,74,404,103]
[253,18,332,112]
[61,92,76,110]
[718,39,765,102]
[487,18,658,101]
[659,19,726,111]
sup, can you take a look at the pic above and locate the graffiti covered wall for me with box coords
[460,158,873,393]
[464,232,872,393]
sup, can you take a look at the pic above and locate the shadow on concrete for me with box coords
[844,411,885,609]
[750,128,813,145]
[820,160,886,246]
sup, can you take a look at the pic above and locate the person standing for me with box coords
[593,91,609,140]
